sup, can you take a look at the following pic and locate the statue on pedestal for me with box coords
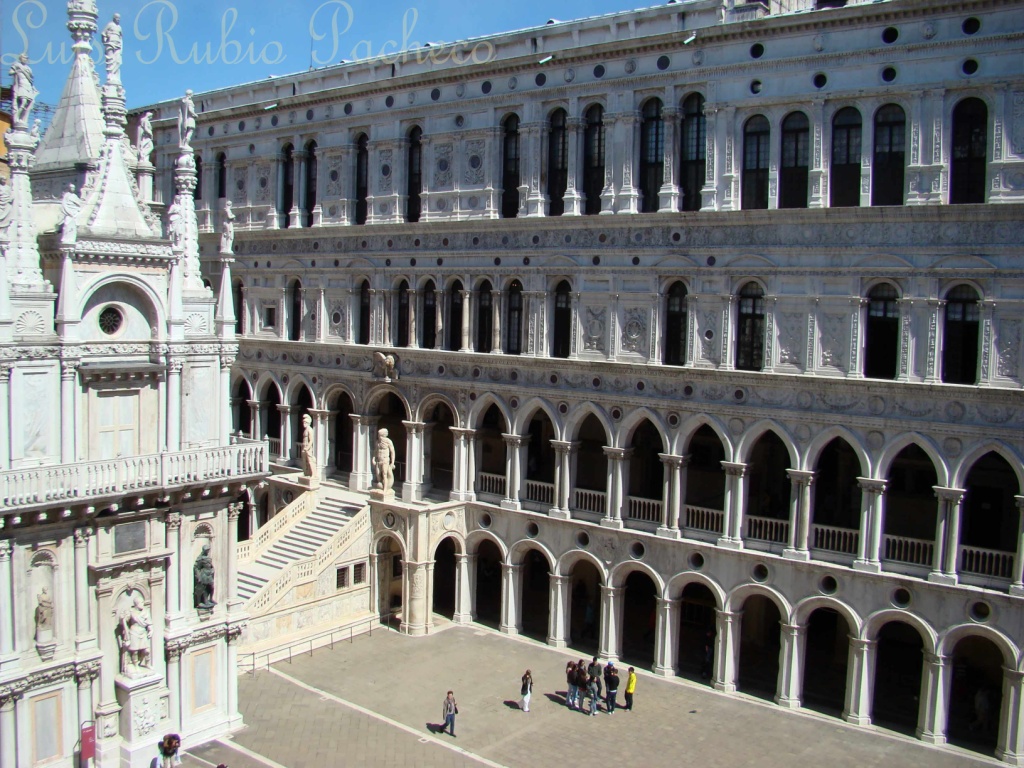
[117,593,153,678]
[177,90,197,151]
[59,184,83,245]
[9,54,37,129]
[219,199,236,254]
[34,588,53,642]
[137,111,154,163]
[373,428,396,493]
[101,13,123,83]
[301,413,318,479]
[193,544,216,609]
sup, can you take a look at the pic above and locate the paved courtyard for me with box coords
[183,623,999,768]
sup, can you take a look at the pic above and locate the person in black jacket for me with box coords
[605,662,620,714]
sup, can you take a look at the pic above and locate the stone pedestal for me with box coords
[115,674,171,768]
[370,487,395,501]
[297,474,320,490]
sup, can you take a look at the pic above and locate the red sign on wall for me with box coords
[80,724,96,761]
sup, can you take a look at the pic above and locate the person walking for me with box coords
[605,663,620,714]
[441,690,458,737]
[587,674,601,716]
[520,669,533,712]
[624,667,637,711]
[566,661,579,709]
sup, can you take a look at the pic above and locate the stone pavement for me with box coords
[185,623,998,768]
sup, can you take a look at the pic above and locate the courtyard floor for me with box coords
[182,622,999,768]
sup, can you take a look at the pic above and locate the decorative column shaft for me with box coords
[843,637,875,725]
[547,574,569,647]
[598,584,622,662]
[916,652,950,745]
[227,503,242,612]
[0,541,13,658]
[453,554,473,624]
[719,462,747,548]
[713,609,741,692]
[653,597,680,676]
[776,623,806,708]
[1011,496,1024,596]
[499,563,521,634]
[658,454,684,538]
[163,514,180,627]
[854,478,886,572]
[784,469,815,560]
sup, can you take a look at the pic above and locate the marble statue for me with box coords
[9,53,37,129]
[373,351,398,380]
[193,544,216,609]
[219,199,236,254]
[373,428,396,493]
[118,593,153,677]
[59,184,83,245]
[101,13,122,83]
[301,413,318,478]
[137,111,154,163]
[0,177,12,238]
[177,90,197,151]
[34,588,53,641]
[166,201,183,249]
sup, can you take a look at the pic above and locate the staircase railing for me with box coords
[237,486,319,565]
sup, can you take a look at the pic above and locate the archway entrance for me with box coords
[523,410,556,509]
[331,392,354,475]
[291,385,313,464]
[475,405,508,497]
[432,537,457,620]
[801,607,850,715]
[678,582,717,682]
[425,404,455,496]
[737,595,781,699]
[872,621,924,733]
[620,571,657,665]
[568,559,602,650]
[519,549,551,641]
[375,393,408,487]
[474,539,502,627]
[376,535,404,624]
[947,635,1004,753]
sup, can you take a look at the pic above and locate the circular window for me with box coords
[657,55,671,71]
[381,164,391,177]
[962,59,979,76]
[813,73,827,89]
[882,66,897,83]
[891,587,912,608]
[469,155,482,170]
[385,96,394,108]
[611,408,622,421]
[431,88,441,101]
[237,120,245,131]
[576,531,590,549]
[437,365,445,375]
[683,385,694,397]
[592,256,601,266]
[455,115,465,127]
[750,80,762,95]
[481,81,492,94]
[305,109,314,120]
[970,601,991,622]
[962,17,981,35]
[632,256,640,266]
[438,158,450,173]
[535,73,546,87]
[629,541,645,560]
[704,329,714,341]
[98,306,123,335]
[271,115,279,127]
[688,551,705,571]
[752,563,770,582]
[750,43,765,59]
[882,27,899,44]
[593,64,606,78]
[344,103,353,115]
[819,575,838,595]
[479,513,492,529]
[331,311,342,325]
[526,521,540,538]
[329,170,339,182]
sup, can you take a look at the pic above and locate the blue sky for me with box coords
[3,0,651,108]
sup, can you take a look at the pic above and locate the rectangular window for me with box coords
[336,566,349,590]
[353,562,366,584]
[114,521,147,555]
[96,391,140,460]
[31,691,62,765]
[263,306,277,329]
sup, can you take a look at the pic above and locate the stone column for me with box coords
[563,117,583,215]
[453,553,473,624]
[653,597,680,676]
[616,112,640,214]
[501,434,524,510]
[1011,497,1024,596]
[500,563,521,634]
[60,361,78,463]
[163,514,180,627]
[659,107,681,211]
[349,414,373,491]
[402,421,425,502]
[465,430,477,501]
[547,574,569,647]
[657,454,684,538]
[930,486,965,584]
[843,637,875,725]
[916,652,950,745]
[273,153,286,228]
[227,503,243,612]
[0,365,10,469]
[808,99,826,208]
[167,359,183,451]
[434,288,444,348]
[719,462,747,548]
[0,689,20,768]
[601,447,628,528]
[402,561,428,636]
[290,149,305,228]
[550,441,572,519]
[449,428,467,501]
[73,528,92,647]
[0,541,13,662]
[784,469,815,560]
[406,289,418,348]
[598,584,622,662]
[702,103,720,211]
[776,623,806,708]
[713,609,741,692]
[491,290,503,354]
[460,290,471,352]
[75,664,98,735]
[247,399,260,439]
[853,478,886,572]
[997,667,1024,764]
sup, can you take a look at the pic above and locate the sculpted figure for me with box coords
[177,90,197,151]
[59,184,83,245]
[166,201,183,249]
[101,14,122,82]
[118,593,152,676]
[301,413,318,478]
[9,53,37,128]
[137,111,155,163]
[373,428,396,493]
[193,544,216,609]
[34,588,53,641]
[373,351,397,380]
[219,199,236,254]
[0,177,13,238]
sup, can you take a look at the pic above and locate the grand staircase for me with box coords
[238,492,362,602]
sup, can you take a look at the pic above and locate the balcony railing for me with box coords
[746,515,789,544]
[267,437,282,457]
[883,534,934,567]
[627,496,661,523]
[960,545,1014,579]
[524,479,555,506]
[573,488,606,516]
[0,440,269,513]
[478,472,506,497]
[812,524,859,555]
[684,505,723,534]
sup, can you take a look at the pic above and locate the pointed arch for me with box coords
[676,413,733,458]
[467,394,512,432]
[877,433,949,486]
[284,375,318,409]
[735,420,799,467]
[804,427,871,475]
[564,403,613,444]
[952,442,1024,491]
[255,373,284,402]
[617,408,670,452]
[510,397,562,437]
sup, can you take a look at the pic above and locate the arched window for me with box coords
[950,97,987,205]
[506,280,523,355]
[664,281,688,365]
[639,99,664,213]
[193,155,202,200]
[354,134,369,225]
[232,279,244,336]
[552,280,572,359]
[830,107,862,207]
[216,152,227,199]
[288,279,302,342]
[547,109,568,217]
[477,281,493,353]
[281,143,294,227]
[447,280,463,351]
[304,140,318,227]
[864,283,899,379]
[780,111,810,209]
[502,115,521,219]
[872,105,905,206]
[680,94,705,212]
[583,105,605,216]
[421,280,437,349]
[742,116,770,210]
[357,280,370,345]
[396,281,410,348]
[407,126,423,223]
[942,285,980,384]
[736,282,765,372]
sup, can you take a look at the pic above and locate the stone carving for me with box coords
[373,351,398,380]
[58,184,83,245]
[117,592,153,678]
[1012,92,1024,156]
[584,306,605,351]
[997,319,1021,378]
[137,111,154,163]
[14,311,44,336]
[101,14,123,83]
[434,143,453,189]
[819,314,845,368]
[0,177,12,239]
[378,149,393,193]
[301,413,318,478]
[777,313,803,365]
[219,199,235,254]
[34,588,53,643]
[373,428,396,493]
[620,308,646,354]
[9,53,37,129]
[166,201,184,250]
[183,313,207,336]
[236,166,252,203]
[178,90,197,151]
[193,544,216,609]
[134,695,156,738]
[465,140,485,185]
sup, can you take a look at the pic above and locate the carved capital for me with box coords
[227,502,243,521]
[74,528,93,546]
[165,512,182,531]
[0,539,11,561]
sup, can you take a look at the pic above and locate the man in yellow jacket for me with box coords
[625,667,637,711]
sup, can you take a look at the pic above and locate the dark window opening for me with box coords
[743,116,770,210]
[872,105,905,206]
[736,282,765,371]
[355,134,369,225]
[950,97,987,205]
[830,107,862,208]
[422,280,437,349]
[547,109,568,216]
[447,280,464,351]
[680,94,705,212]
[864,283,900,380]
[552,280,572,358]
[779,112,809,209]
[502,115,521,218]
[396,281,410,348]
[639,99,664,213]
[477,281,493,353]
[506,280,523,355]
[664,281,688,365]
[407,126,423,222]
[358,280,371,345]
[942,284,980,384]
[583,105,605,216]
[281,143,294,227]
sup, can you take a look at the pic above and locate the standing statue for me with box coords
[193,544,216,609]
[34,588,54,642]
[137,111,155,163]
[117,593,153,677]
[58,184,83,245]
[219,199,236,254]
[373,428,397,493]
[166,201,183,249]
[101,13,123,83]
[301,413,318,478]
[9,53,37,129]
[177,90,197,151]
[0,177,13,239]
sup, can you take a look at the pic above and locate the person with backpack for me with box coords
[605,662,620,714]
[520,669,533,712]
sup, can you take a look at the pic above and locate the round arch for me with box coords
[666,571,726,606]
[465,529,509,560]
[431,532,465,560]
[939,624,1018,669]
[555,549,609,582]
[78,273,168,331]
[725,583,792,616]
[507,538,557,570]
[416,393,462,427]
[371,529,408,558]
[861,609,938,655]
[609,560,667,594]
[791,596,862,636]
[323,383,358,411]
[364,385,412,420]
